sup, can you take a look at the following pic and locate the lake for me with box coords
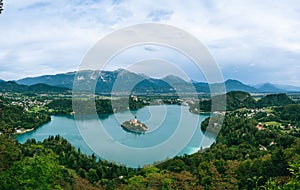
[17,105,216,167]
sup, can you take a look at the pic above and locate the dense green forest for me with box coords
[257,93,295,108]
[0,81,70,93]
[47,92,293,115]
[46,96,148,115]
[190,91,295,113]
[0,96,50,132]
[0,92,299,189]
[46,95,182,115]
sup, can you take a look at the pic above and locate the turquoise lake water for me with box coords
[17,105,216,167]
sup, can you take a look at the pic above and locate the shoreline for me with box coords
[15,117,52,135]
[16,105,212,136]
[15,128,35,134]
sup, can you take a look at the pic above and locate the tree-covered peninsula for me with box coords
[0,92,299,189]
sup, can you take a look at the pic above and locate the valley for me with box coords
[0,84,299,189]
[0,69,300,189]
[1,1,300,189]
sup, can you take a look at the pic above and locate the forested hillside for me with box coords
[190,91,294,113]
[0,81,69,93]
[0,96,50,132]
[257,93,295,107]
[0,93,299,189]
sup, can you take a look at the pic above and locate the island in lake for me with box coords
[121,117,149,134]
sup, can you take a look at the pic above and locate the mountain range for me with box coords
[0,69,299,94]
[254,82,300,92]
[0,81,69,93]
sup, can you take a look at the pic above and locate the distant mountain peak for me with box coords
[226,79,240,82]
[224,79,258,93]
[255,82,285,93]
[0,81,69,93]
[273,83,300,92]
[162,75,189,84]
[13,70,300,94]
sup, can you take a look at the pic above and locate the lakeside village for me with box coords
[1,92,298,137]
[0,92,221,135]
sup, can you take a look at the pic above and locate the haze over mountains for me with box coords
[0,69,299,94]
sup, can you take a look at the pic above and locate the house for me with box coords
[256,123,265,131]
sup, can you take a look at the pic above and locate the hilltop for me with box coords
[15,69,300,94]
[0,81,69,93]
[190,91,295,113]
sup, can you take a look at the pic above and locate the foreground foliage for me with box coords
[0,93,299,189]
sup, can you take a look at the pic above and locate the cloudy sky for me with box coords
[0,0,300,85]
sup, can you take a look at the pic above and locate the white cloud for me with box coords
[0,0,299,85]
[147,9,174,21]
